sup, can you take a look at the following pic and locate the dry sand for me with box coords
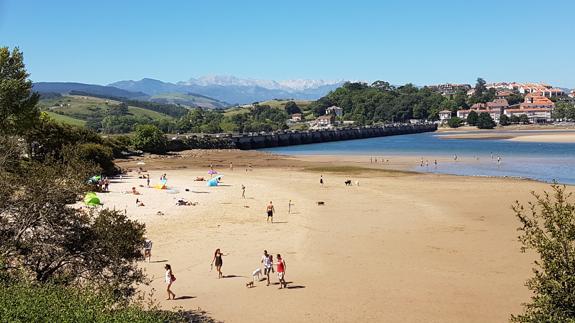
[100,151,564,322]
[508,133,575,143]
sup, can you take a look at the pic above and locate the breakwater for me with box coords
[166,124,437,151]
[231,124,437,150]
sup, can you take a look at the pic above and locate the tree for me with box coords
[132,124,167,154]
[510,115,521,124]
[467,110,479,126]
[0,47,40,135]
[499,114,510,126]
[476,112,496,129]
[519,114,530,124]
[0,152,146,297]
[284,101,302,115]
[108,102,130,116]
[447,117,463,128]
[511,184,575,322]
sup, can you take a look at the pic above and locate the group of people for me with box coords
[261,250,287,288]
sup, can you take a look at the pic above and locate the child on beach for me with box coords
[144,238,152,262]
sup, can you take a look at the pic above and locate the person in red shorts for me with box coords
[276,254,287,289]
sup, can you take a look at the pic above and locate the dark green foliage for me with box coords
[499,114,510,126]
[132,124,167,154]
[553,102,575,121]
[284,101,302,115]
[466,110,479,126]
[307,81,446,124]
[0,47,40,135]
[511,185,575,322]
[447,117,463,128]
[469,78,496,104]
[0,282,212,322]
[510,115,521,124]
[506,93,524,106]
[177,108,223,133]
[519,114,530,124]
[25,116,103,160]
[476,112,496,129]
[108,102,130,116]
[75,143,117,175]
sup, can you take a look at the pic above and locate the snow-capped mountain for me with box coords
[179,75,343,92]
[110,76,345,105]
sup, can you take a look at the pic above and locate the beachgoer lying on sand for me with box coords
[176,198,197,206]
[136,198,145,207]
[194,176,205,181]
[131,187,141,195]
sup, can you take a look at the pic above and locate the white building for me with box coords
[325,105,343,117]
[438,110,451,125]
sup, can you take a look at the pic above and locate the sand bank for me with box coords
[104,151,561,322]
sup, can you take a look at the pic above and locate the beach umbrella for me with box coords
[84,192,101,207]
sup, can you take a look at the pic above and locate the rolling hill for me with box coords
[33,82,228,109]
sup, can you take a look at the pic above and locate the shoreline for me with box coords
[435,128,575,143]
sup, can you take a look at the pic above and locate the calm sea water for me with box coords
[260,131,575,185]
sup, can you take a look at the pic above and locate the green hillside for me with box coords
[38,95,175,125]
[151,92,229,109]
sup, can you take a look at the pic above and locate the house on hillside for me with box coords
[290,113,302,122]
[311,115,335,129]
[325,105,343,117]
[438,110,452,125]
[456,99,509,123]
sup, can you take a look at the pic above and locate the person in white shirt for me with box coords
[261,250,273,286]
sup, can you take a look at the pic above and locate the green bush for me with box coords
[75,143,116,175]
[0,282,188,323]
[477,112,496,129]
[132,125,167,154]
[447,117,463,128]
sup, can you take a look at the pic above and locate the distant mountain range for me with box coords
[33,76,345,108]
[109,76,345,105]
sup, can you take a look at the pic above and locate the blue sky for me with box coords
[1,0,574,87]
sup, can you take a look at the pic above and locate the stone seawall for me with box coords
[166,124,437,151]
[230,124,437,150]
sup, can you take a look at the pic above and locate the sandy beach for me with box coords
[99,151,566,322]
[437,128,575,143]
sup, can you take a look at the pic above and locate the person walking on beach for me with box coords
[146,174,150,187]
[276,254,287,289]
[320,175,324,187]
[266,201,275,223]
[164,264,176,300]
[143,237,153,262]
[288,199,293,214]
[241,184,246,199]
[211,248,225,278]
[230,162,233,171]
[261,250,273,286]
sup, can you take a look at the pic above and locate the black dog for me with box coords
[344,180,352,186]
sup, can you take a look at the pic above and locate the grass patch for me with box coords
[304,165,414,176]
[45,111,86,126]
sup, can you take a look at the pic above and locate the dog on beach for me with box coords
[252,268,262,282]
[246,281,254,288]
[317,201,325,206]
[344,180,352,186]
